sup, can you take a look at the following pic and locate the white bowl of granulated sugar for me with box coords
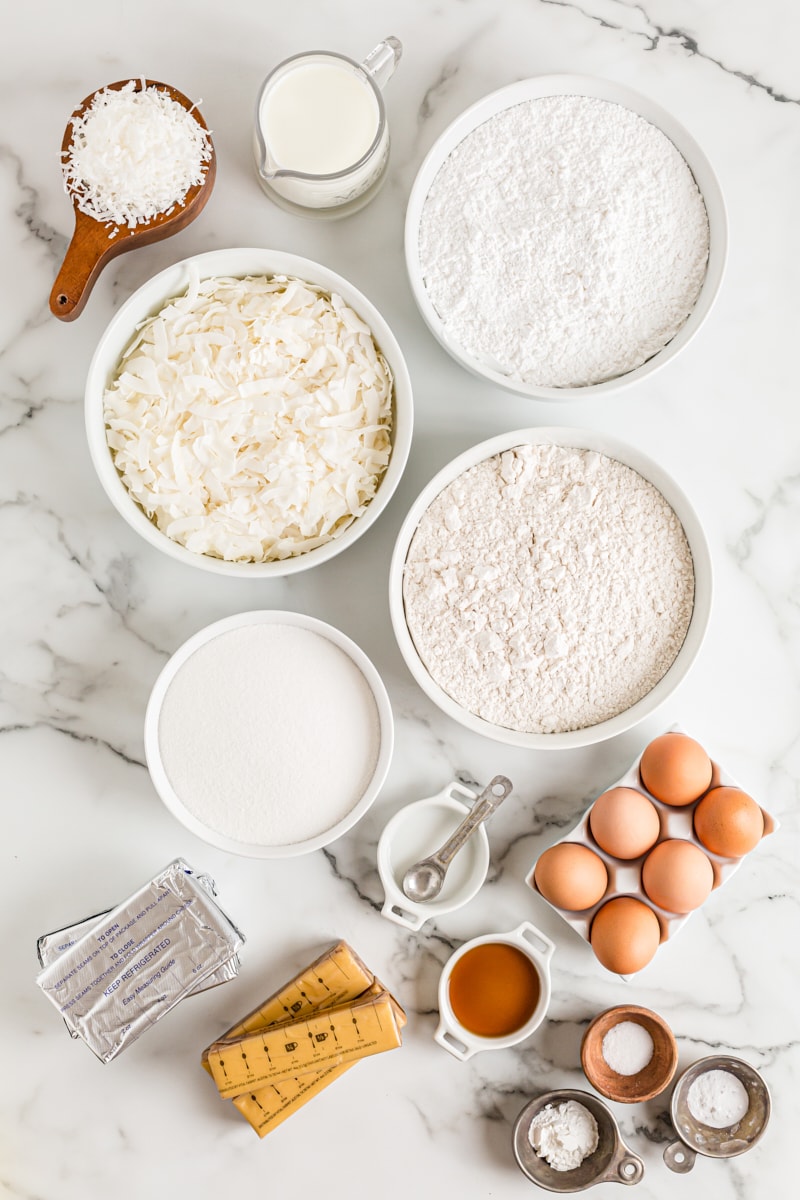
[389,428,712,750]
[405,74,727,400]
[144,610,393,856]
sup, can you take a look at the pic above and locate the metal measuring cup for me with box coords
[513,1089,644,1191]
[663,1054,771,1172]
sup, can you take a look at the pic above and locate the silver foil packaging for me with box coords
[35,859,244,1062]
[37,866,241,1002]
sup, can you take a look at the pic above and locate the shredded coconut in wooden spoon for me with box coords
[63,80,212,230]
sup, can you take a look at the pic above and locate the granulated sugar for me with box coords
[157,624,380,845]
[418,94,710,388]
[402,443,695,734]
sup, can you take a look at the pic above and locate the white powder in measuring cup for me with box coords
[402,443,694,734]
[687,1069,750,1128]
[157,624,381,846]
[601,1021,655,1076]
[529,1100,599,1171]
[418,94,709,388]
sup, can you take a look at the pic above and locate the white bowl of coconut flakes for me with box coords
[85,247,413,575]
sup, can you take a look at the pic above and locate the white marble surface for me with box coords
[2,1,798,1196]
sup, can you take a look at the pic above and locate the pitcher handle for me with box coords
[362,37,403,89]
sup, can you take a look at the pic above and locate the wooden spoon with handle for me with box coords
[50,78,216,322]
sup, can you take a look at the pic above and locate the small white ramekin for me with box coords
[435,922,555,1060]
[144,609,394,857]
[85,247,413,576]
[389,426,713,750]
[405,74,727,401]
[377,781,490,931]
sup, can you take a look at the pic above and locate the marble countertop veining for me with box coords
[2,2,798,1197]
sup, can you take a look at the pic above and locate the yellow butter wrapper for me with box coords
[232,1063,351,1137]
[229,980,407,1137]
[201,940,373,1075]
[207,991,402,1099]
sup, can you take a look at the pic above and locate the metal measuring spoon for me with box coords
[402,775,512,903]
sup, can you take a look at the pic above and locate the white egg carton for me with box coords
[525,728,777,972]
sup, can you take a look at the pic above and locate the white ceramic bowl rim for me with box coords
[85,246,413,576]
[405,73,728,400]
[389,426,713,750]
[144,609,394,858]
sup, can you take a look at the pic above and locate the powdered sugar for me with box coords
[402,443,694,734]
[418,94,710,388]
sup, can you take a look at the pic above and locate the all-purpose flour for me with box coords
[402,444,695,734]
[157,624,380,845]
[418,95,710,388]
[529,1099,599,1172]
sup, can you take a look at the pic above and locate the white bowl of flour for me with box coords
[406,75,726,399]
[144,610,393,856]
[390,428,712,749]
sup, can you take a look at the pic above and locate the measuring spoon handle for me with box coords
[434,776,513,867]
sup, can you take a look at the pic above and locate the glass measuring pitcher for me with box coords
[253,37,402,217]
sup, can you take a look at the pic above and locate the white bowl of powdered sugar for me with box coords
[390,428,712,749]
[406,74,726,399]
[144,610,393,856]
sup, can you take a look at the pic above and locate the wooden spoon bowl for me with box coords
[50,78,216,321]
[581,1004,678,1104]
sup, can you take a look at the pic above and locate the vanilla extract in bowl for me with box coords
[434,923,555,1060]
[448,942,541,1038]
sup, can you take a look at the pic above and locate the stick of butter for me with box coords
[231,979,406,1138]
[200,940,374,1074]
[206,990,403,1099]
[231,984,407,1132]
[201,942,406,1134]
[232,1063,352,1137]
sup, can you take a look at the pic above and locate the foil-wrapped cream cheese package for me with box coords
[37,872,241,1043]
[35,859,244,1062]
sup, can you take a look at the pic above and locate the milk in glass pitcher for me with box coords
[253,37,402,217]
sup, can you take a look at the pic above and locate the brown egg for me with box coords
[590,896,661,974]
[589,788,661,859]
[533,843,609,911]
[639,733,712,806]
[694,786,764,858]
[642,839,714,913]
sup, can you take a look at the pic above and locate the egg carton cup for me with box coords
[525,727,778,973]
